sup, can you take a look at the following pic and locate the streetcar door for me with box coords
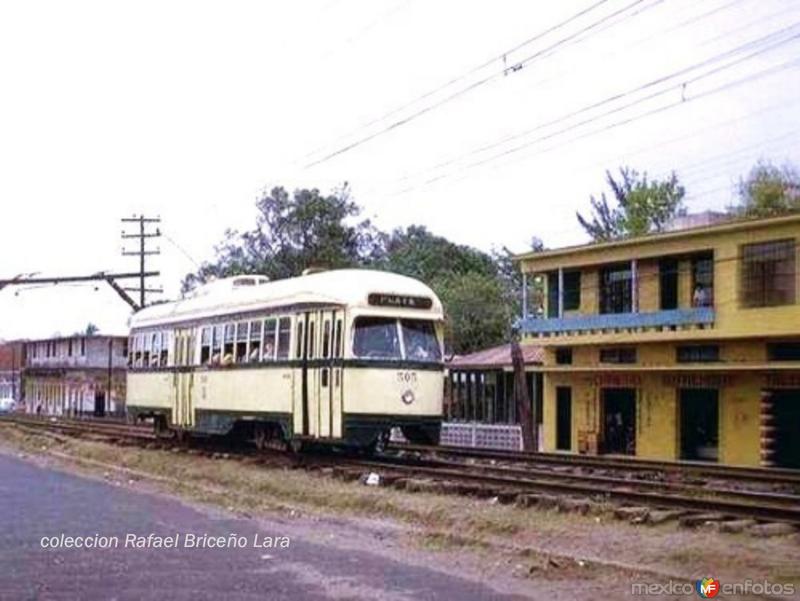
[172,329,195,428]
[305,310,321,437]
[292,313,307,436]
[330,312,344,438]
[314,310,337,438]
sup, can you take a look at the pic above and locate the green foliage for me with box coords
[430,271,512,355]
[181,187,542,355]
[577,167,686,241]
[376,225,497,282]
[732,161,800,218]
[181,185,384,294]
[84,323,99,336]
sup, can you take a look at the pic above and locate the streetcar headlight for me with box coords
[401,389,415,405]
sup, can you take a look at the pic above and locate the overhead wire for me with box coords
[304,0,658,167]
[386,31,800,195]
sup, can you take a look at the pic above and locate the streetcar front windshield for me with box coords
[353,317,401,359]
[401,319,441,361]
[353,317,441,362]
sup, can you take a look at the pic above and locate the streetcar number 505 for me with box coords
[396,371,417,384]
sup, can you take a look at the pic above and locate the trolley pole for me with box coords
[121,215,163,309]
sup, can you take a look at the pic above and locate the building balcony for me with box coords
[518,307,715,338]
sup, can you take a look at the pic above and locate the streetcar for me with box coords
[126,269,444,450]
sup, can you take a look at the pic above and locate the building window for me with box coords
[600,263,632,314]
[676,345,720,363]
[547,271,581,317]
[659,257,679,310]
[767,342,800,362]
[741,239,796,308]
[547,272,558,318]
[555,347,572,365]
[599,347,637,364]
[691,252,714,307]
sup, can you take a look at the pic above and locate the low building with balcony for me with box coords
[25,335,128,417]
[516,213,800,468]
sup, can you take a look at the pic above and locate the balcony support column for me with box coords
[522,273,529,320]
[631,259,638,313]
[558,268,564,318]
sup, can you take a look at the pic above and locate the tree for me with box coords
[84,323,99,336]
[377,225,497,282]
[431,271,511,356]
[377,226,511,355]
[182,184,384,294]
[577,167,686,241]
[183,187,533,354]
[732,161,800,218]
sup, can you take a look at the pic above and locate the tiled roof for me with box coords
[448,343,543,369]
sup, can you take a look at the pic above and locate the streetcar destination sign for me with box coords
[368,293,433,309]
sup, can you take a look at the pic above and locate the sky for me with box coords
[1,0,799,339]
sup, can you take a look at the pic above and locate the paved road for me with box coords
[0,454,527,600]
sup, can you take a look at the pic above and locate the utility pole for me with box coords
[121,216,162,308]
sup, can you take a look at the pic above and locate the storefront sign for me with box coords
[764,372,800,388]
[662,374,733,388]
[583,374,642,387]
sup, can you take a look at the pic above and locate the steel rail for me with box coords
[390,443,800,485]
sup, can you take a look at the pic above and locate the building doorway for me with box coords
[94,390,106,418]
[602,388,636,455]
[768,389,800,468]
[679,388,719,461]
[555,387,572,451]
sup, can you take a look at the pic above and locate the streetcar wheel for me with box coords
[253,424,267,451]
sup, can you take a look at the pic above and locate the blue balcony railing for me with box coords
[518,307,715,335]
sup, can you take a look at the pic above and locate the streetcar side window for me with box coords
[200,327,211,364]
[296,321,304,359]
[308,322,316,359]
[142,333,152,366]
[249,320,262,362]
[212,325,223,365]
[235,322,248,363]
[322,320,331,358]
[160,331,170,366]
[334,319,343,358]
[223,324,235,364]
[151,332,161,367]
[128,336,135,367]
[263,318,277,361]
[277,317,291,360]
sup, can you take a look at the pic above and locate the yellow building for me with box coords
[516,213,800,468]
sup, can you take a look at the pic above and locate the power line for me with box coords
[304,0,656,167]
[300,0,613,162]
[387,29,800,195]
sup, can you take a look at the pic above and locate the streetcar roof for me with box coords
[129,269,444,329]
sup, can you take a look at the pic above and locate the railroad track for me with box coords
[330,454,800,526]
[3,415,800,528]
[389,442,800,488]
[0,414,155,441]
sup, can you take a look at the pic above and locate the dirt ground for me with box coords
[1,423,798,600]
